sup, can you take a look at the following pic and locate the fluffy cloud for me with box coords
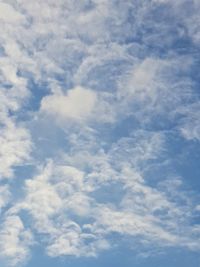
[0,122,32,179]
[41,86,97,121]
[0,216,33,266]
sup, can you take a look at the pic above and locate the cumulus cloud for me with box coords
[41,86,97,121]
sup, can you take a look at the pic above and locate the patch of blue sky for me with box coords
[89,181,125,205]
[28,118,69,161]
[26,243,200,267]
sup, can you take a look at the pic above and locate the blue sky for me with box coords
[0,0,200,267]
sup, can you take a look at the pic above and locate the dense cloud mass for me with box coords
[0,0,200,266]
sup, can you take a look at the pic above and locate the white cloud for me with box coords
[7,132,200,261]
[94,206,179,245]
[46,220,110,258]
[7,161,111,259]
[124,58,162,98]
[0,216,33,266]
[9,161,87,230]
[0,121,32,179]
[0,3,25,22]
[178,102,200,141]
[0,186,10,212]
[41,86,97,121]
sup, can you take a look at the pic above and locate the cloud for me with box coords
[0,186,10,212]
[0,121,32,179]
[178,102,200,141]
[0,77,32,181]
[0,216,33,266]
[41,86,97,121]
[7,161,110,258]
[93,206,179,245]
[46,220,110,258]
[0,0,200,266]
[123,58,162,98]
[0,3,25,22]
[7,131,200,262]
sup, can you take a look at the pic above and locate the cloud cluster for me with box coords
[0,0,200,266]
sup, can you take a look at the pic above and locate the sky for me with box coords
[0,0,200,267]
